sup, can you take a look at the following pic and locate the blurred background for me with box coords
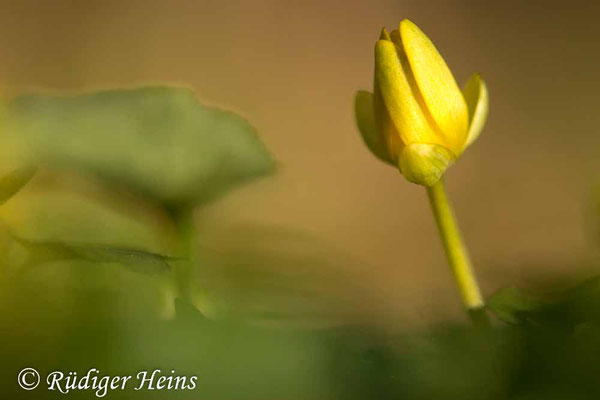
[3,1,600,399]
[1,0,600,331]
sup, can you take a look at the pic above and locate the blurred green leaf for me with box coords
[174,297,205,320]
[0,189,166,253]
[487,287,546,324]
[488,276,600,328]
[70,244,173,274]
[16,238,172,275]
[5,87,275,206]
[190,223,373,326]
[0,166,36,205]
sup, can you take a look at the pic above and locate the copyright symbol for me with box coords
[18,368,40,390]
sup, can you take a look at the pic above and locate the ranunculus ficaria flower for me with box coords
[355,19,488,186]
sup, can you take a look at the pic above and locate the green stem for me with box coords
[426,178,484,311]
[169,206,196,303]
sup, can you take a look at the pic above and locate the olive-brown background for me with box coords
[2,0,599,324]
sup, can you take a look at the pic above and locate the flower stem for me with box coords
[426,178,484,312]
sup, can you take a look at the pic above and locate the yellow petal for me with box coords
[389,29,401,45]
[379,27,391,41]
[374,39,440,148]
[399,20,468,154]
[462,73,489,149]
[373,80,404,162]
[354,90,393,164]
[399,143,455,186]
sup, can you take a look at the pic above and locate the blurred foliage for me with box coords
[15,237,173,275]
[487,276,600,330]
[3,86,275,207]
[4,261,600,399]
[189,223,374,326]
[0,184,167,251]
[1,86,600,399]
[0,166,37,205]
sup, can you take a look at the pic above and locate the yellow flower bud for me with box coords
[355,20,489,186]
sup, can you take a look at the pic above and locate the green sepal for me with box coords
[354,90,393,165]
[398,143,454,186]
